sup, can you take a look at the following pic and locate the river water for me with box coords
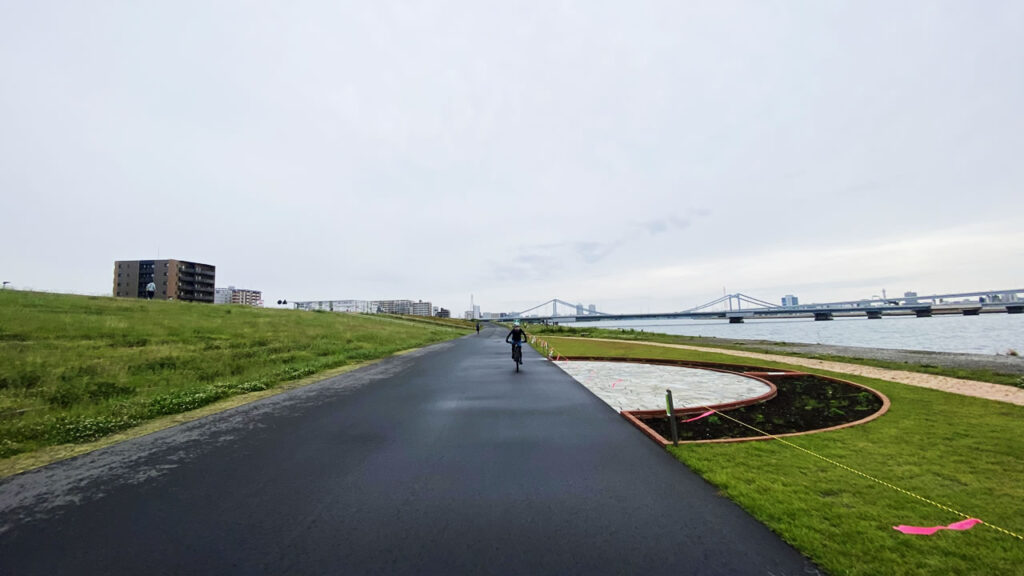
[563,313,1024,356]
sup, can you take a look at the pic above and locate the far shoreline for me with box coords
[671,336,1024,375]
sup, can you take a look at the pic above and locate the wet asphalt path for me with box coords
[0,324,822,575]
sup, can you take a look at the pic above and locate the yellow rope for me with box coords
[699,407,1024,541]
[546,348,1020,540]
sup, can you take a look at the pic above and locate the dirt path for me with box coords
[574,338,1024,406]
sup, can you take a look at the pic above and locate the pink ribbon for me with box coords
[681,410,715,423]
[893,518,982,535]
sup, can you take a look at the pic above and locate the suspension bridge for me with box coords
[510,289,1024,324]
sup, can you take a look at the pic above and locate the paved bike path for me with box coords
[0,324,822,575]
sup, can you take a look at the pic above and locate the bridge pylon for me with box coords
[517,299,609,318]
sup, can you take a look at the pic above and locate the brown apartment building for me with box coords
[113,259,216,303]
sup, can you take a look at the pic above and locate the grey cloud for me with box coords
[638,216,691,236]
[487,239,620,282]
[573,241,618,264]
[487,251,562,283]
[635,209,715,237]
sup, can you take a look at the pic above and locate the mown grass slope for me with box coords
[0,291,470,459]
[541,336,1024,576]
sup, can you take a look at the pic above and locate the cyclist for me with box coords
[505,321,527,360]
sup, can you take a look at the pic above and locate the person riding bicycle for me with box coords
[505,321,527,359]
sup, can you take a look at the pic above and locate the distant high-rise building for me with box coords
[435,308,450,318]
[214,287,232,304]
[230,288,262,307]
[294,299,370,313]
[982,291,1019,303]
[904,291,919,304]
[473,305,481,319]
[576,304,584,315]
[374,300,415,314]
[114,259,215,303]
[588,304,597,314]
[782,294,799,307]
[293,298,434,316]
[215,286,262,306]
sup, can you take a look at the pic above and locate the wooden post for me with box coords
[666,389,679,446]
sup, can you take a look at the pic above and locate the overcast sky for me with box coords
[2,1,1022,314]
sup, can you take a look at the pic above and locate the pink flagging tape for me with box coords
[681,410,715,423]
[894,518,983,535]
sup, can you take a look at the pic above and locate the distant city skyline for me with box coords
[3,263,1023,317]
[467,288,1022,318]
[2,2,1022,314]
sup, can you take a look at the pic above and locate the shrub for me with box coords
[46,386,84,408]
[0,366,44,390]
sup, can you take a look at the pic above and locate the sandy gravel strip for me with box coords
[566,338,1024,407]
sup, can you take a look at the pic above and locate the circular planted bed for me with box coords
[554,359,777,412]
[554,357,889,445]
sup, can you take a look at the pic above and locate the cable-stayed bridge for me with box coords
[514,289,1024,324]
[517,299,612,318]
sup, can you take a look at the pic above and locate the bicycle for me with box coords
[512,341,523,372]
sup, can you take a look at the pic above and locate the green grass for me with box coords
[527,324,1024,388]
[542,336,1024,576]
[378,314,476,330]
[0,291,470,459]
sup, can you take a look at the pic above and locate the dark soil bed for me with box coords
[642,373,884,441]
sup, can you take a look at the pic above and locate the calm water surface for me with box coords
[567,313,1024,356]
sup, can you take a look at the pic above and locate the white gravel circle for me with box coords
[554,360,772,412]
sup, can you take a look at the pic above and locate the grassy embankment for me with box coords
[0,291,471,464]
[539,336,1024,576]
[527,324,1024,388]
